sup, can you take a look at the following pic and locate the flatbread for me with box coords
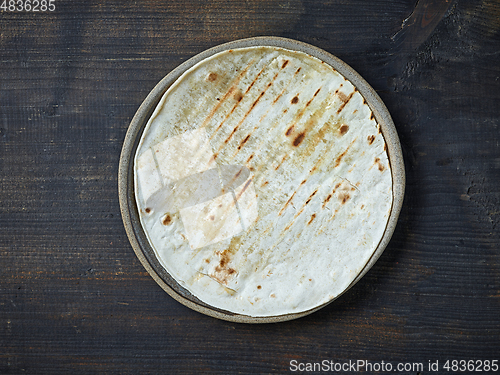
[134,46,392,317]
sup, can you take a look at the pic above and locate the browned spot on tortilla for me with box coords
[204,259,210,263]
[207,72,218,82]
[340,193,350,204]
[237,134,251,150]
[339,124,349,135]
[257,285,262,289]
[377,124,382,134]
[209,215,215,221]
[301,179,307,185]
[212,250,237,285]
[234,90,243,102]
[282,60,289,69]
[296,67,301,73]
[370,112,375,120]
[162,215,172,225]
[367,135,375,145]
[291,96,299,104]
[293,132,305,146]
[270,293,276,298]
[338,91,348,103]
[383,143,387,151]
[145,208,151,214]
[307,214,316,225]
[374,157,385,172]
[361,204,365,209]
[285,125,294,136]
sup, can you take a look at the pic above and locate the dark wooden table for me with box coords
[1,0,499,373]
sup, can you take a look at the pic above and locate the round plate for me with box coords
[118,37,405,323]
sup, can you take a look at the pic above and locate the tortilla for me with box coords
[134,46,393,317]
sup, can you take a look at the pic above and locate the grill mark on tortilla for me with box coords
[235,178,252,200]
[283,190,316,231]
[307,88,321,106]
[322,194,333,208]
[272,65,302,105]
[336,90,355,114]
[277,178,306,216]
[334,138,357,168]
[237,134,251,150]
[305,189,318,205]
[307,214,316,225]
[279,191,297,215]
[274,154,288,171]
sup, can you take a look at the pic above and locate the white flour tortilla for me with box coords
[134,46,392,317]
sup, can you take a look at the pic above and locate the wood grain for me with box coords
[1,0,499,373]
